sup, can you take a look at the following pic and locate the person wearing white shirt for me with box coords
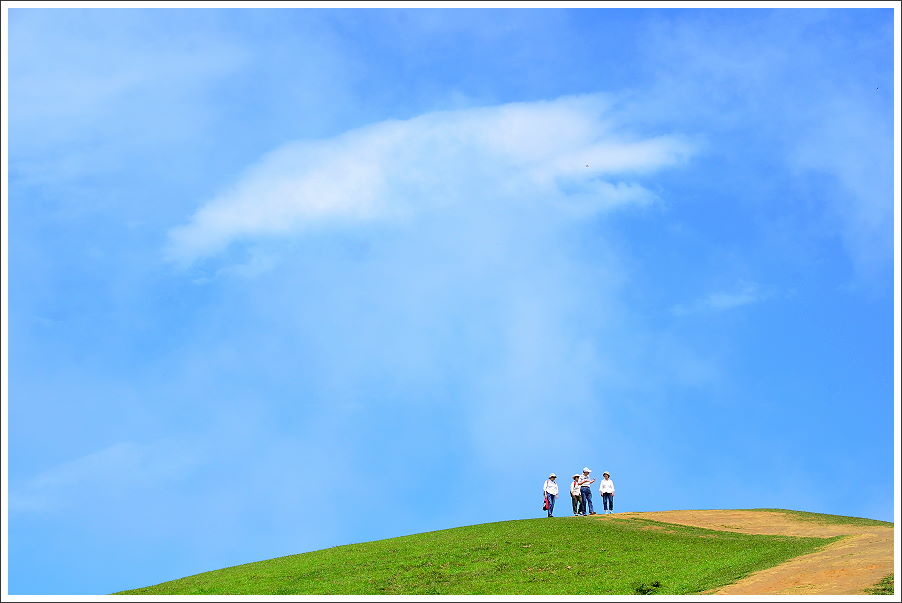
[599,471,615,513]
[577,467,596,515]
[542,473,559,517]
[569,474,582,516]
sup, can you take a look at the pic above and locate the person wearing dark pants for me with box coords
[543,473,559,517]
[569,474,582,515]
[600,471,615,513]
[578,467,596,515]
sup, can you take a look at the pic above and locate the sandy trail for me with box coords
[591,509,893,595]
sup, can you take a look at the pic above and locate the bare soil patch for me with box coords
[592,509,893,595]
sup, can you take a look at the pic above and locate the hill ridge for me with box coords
[117,508,893,596]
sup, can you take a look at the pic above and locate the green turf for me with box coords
[749,508,893,527]
[118,515,839,595]
[865,574,894,595]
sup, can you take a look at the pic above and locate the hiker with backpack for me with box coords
[542,473,559,517]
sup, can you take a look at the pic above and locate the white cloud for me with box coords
[632,12,894,281]
[166,94,693,264]
[673,281,769,316]
[10,440,203,513]
[789,95,894,279]
[705,283,765,311]
[9,10,247,153]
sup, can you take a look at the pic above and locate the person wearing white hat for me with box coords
[569,474,582,515]
[577,467,596,515]
[542,473,559,517]
[599,471,615,513]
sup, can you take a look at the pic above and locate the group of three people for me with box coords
[542,468,615,518]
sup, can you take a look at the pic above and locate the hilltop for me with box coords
[118,508,893,595]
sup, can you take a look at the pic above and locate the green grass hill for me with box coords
[116,509,875,595]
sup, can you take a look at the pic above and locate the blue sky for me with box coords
[4,7,896,595]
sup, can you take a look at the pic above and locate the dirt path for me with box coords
[591,510,893,595]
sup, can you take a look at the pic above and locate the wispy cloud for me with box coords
[672,281,769,316]
[789,94,894,279]
[632,10,893,282]
[9,440,204,513]
[9,10,247,153]
[166,94,693,264]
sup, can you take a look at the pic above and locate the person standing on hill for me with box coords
[578,467,596,515]
[569,474,582,516]
[599,471,615,513]
[543,473,559,517]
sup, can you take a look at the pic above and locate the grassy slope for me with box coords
[119,514,839,595]
[865,574,894,595]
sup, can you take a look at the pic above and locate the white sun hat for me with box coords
[548,473,557,478]
[603,471,610,476]
[583,467,591,473]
